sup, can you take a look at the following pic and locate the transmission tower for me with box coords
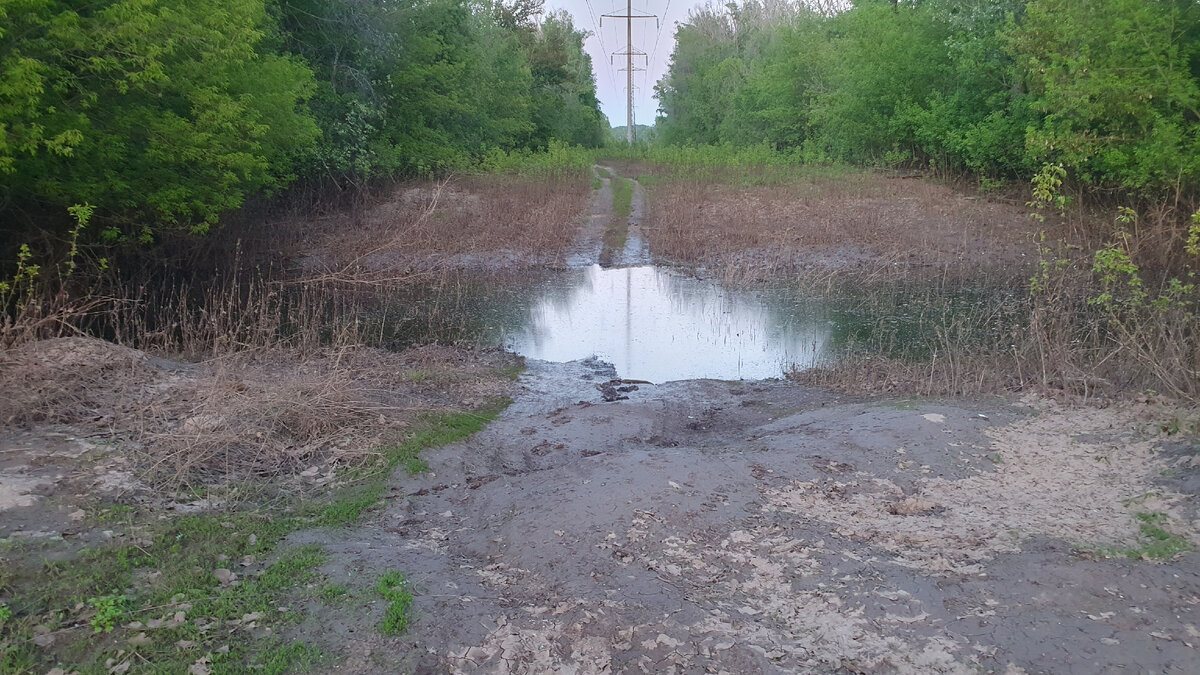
[602,3,657,145]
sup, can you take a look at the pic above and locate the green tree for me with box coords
[1009,0,1200,196]
[1,0,319,235]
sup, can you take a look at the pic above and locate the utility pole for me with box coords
[618,66,645,136]
[602,2,657,145]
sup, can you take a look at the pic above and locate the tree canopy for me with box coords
[0,0,608,239]
[655,0,1200,199]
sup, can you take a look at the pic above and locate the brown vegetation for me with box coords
[0,172,589,488]
[0,337,518,487]
[646,171,1051,283]
[624,166,1198,403]
[286,174,591,281]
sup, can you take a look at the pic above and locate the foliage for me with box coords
[1026,163,1069,222]
[376,570,414,636]
[654,0,1200,200]
[1010,0,1200,197]
[0,0,608,254]
[1,0,320,235]
[87,593,129,633]
[477,139,598,177]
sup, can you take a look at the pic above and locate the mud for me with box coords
[289,361,1200,673]
[5,168,1199,674]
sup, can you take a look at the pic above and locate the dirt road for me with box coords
[280,168,1200,674]
[290,352,1199,673]
[4,169,1196,674]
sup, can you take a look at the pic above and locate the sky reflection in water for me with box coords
[505,265,829,382]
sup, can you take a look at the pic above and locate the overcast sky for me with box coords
[545,0,703,129]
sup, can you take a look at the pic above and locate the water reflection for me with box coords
[505,265,829,382]
[372,265,1024,383]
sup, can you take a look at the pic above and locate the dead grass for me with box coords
[0,337,519,488]
[290,174,590,281]
[646,172,1056,283]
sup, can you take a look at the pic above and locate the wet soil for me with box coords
[279,171,1200,674]
[569,166,651,270]
[288,361,1200,673]
[4,168,1199,674]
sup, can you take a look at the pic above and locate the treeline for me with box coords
[655,0,1200,202]
[0,0,608,240]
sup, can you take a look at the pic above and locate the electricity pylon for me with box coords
[602,2,657,145]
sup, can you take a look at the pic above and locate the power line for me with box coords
[643,0,671,123]
[602,1,657,143]
[583,0,621,101]
[647,0,672,77]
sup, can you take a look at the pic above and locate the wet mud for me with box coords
[290,360,1200,673]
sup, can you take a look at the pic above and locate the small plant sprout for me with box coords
[87,594,129,633]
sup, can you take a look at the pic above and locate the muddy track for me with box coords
[284,168,1200,673]
[291,361,1199,673]
[568,166,650,269]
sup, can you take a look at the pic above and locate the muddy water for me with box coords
[385,266,1018,382]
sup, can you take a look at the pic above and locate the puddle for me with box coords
[378,265,1024,383]
[507,265,825,382]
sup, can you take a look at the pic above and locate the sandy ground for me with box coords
[288,360,1199,674]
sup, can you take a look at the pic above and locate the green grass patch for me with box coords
[611,176,633,221]
[317,583,350,604]
[250,640,325,674]
[0,511,326,673]
[599,176,634,265]
[316,484,386,527]
[376,571,414,636]
[599,144,854,187]
[1095,511,1192,561]
[380,398,511,472]
[0,398,510,672]
[1129,512,1192,560]
[495,358,526,382]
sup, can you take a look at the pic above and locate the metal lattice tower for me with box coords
[602,2,657,144]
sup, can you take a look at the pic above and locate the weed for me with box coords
[600,176,634,265]
[403,456,430,474]
[1096,512,1191,561]
[317,484,385,527]
[496,358,526,382]
[208,545,327,619]
[376,571,414,636]
[318,584,350,604]
[612,176,633,221]
[250,640,325,674]
[380,398,511,472]
[1130,512,1192,560]
[476,139,596,178]
[87,594,129,632]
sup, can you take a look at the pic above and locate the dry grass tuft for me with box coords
[0,337,519,487]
